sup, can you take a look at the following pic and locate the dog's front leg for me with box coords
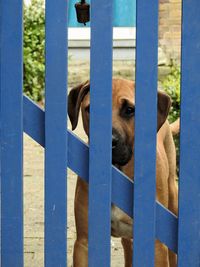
[121,238,133,267]
[155,240,170,267]
[73,178,89,267]
[73,238,88,267]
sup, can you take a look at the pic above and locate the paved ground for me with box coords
[24,133,125,267]
[23,60,170,266]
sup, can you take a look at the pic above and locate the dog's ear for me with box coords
[68,81,90,130]
[157,91,171,131]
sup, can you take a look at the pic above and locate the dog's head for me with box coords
[68,79,171,174]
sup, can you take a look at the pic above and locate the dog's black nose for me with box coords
[112,134,118,149]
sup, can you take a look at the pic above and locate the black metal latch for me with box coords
[75,0,90,26]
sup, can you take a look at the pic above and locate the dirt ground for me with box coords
[23,60,170,266]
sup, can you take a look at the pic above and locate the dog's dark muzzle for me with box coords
[112,128,132,166]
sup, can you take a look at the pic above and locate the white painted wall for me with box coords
[68,27,136,60]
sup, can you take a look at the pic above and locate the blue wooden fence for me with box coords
[44,1,68,266]
[1,1,23,266]
[88,1,113,265]
[133,1,159,266]
[1,0,200,266]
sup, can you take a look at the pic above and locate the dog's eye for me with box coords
[85,106,90,113]
[125,106,135,116]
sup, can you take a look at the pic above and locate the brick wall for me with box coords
[159,0,182,62]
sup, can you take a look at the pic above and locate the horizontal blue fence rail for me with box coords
[23,95,178,253]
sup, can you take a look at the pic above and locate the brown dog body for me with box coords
[68,79,178,267]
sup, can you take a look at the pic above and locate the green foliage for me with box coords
[23,0,45,102]
[162,66,180,123]
[162,66,181,175]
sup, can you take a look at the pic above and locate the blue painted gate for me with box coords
[1,0,200,266]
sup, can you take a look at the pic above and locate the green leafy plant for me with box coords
[162,65,181,175]
[162,66,180,123]
[23,0,45,102]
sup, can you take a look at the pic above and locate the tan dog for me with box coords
[68,79,178,267]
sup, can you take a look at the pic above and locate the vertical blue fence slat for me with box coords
[45,1,68,266]
[178,1,200,266]
[0,1,23,266]
[133,1,159,266]
[88,1,113,266]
